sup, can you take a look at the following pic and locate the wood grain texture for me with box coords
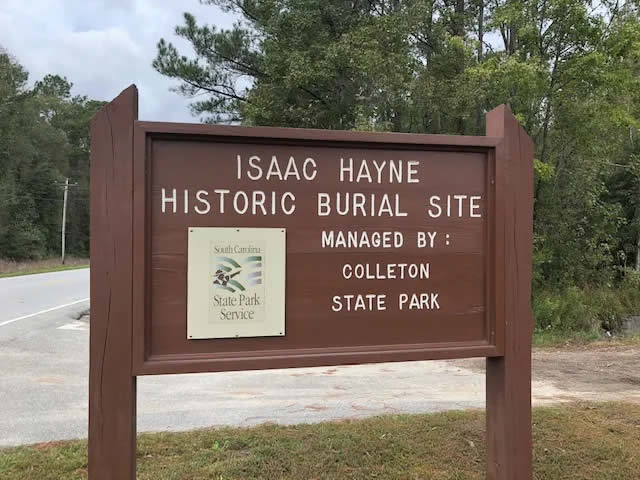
[130,127,501,374]
[137,120,502,148]
[89,85,138,480]
[485,105,534,480]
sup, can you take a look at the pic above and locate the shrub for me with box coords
[533,271,640,334]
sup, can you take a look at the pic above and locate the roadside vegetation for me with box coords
[533,270,640,342]
[3,0,640,337]
[0,51,102,263]
[1,402,639,479]
[0,258,88,278]
[532,330,640,347]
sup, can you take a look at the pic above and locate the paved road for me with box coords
[0,268,90,325]
[0,268,486,447]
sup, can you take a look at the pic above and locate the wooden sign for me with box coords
[89,85,534,479]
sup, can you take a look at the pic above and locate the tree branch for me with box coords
[181,77,251,104]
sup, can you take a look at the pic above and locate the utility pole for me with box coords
[59,178,79,264]
[61,177,69,264]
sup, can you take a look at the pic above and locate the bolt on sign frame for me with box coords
[89,85,534,480]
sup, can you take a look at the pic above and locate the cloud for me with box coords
[0,0,238,122]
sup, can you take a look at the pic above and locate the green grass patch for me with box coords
[533,329,603,347]
[0,258,89,278]
[533,330,640,347]
[2,402,639,479]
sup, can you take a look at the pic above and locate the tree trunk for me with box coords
[426,0,435,65]
[475,0,485,133]
[636,185,640,271]
[454,0,465,37]
[477,0,484,60]
[636,228,640,272]
[539,46,561,165]
[505,0,518,55]
[508,26,517,54]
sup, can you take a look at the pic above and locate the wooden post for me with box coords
[89,85,138,480]
[485,105,534,479]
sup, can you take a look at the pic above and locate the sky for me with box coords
[0,0,238,122]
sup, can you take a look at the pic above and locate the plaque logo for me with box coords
[213,255,263,293]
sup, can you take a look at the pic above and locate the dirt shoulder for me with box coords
[452,345,640,404]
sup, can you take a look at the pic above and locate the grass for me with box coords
[533,329,603,346]
[533,329,640,347]
[0,258,89,278]
[1,402,639,479]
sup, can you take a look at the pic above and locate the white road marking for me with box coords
[58,320,88,331]
[0,298,90,328]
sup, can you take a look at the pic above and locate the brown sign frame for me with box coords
[132,116,504,376]
[89,85,533,480]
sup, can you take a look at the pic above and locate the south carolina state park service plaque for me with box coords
[187,227,286,339]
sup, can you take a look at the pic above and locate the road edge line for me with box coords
[0,298,90,327]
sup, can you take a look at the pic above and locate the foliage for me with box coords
[0,50,104,260]
[534,270,640,334]
[155,0,640,331]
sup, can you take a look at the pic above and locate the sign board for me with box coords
[129,116,503,375]
[89,86,534,480]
